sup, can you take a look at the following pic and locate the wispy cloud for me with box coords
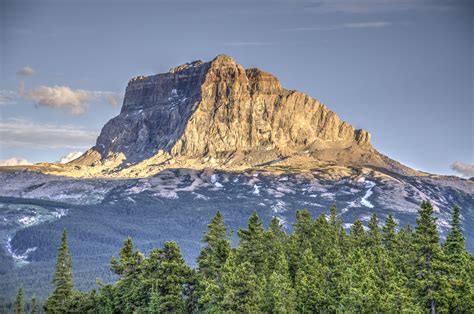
[223,41,276,47]
[18,83,123,114]
[301,0,455,14]
[16,66,35,76]
[58,151,83,164]
[289,21,391,31]
[0,157,33,167]
[0,118,98,149]
[451,162,474,178]
[0,90,18,105]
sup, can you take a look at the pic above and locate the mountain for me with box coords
[9,54,413,177]
[0,55,472,301]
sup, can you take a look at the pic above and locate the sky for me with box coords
[0,0,472,176]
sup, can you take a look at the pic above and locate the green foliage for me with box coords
[44,229,74,313]
[40,202,473,313]
[14,287,24,314]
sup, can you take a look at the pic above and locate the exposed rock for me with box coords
[69,54,405,176]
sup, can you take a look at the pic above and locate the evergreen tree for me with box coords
[295,249,326,312]
[382,214,397,251]
[30,295,38,314]
[237,212,267,276]
[197,211,231,279]
[265,217,287,275]
[110,237,146,312]
[44,230,74,313]
[350,219,366,248]
[14,287,24,314]
[267,251,296,314]
[196,211,231,311]
[367,213,382,247]
[288,209,314,279]
[147,241,191,313]
[414,201,449,313]
[444,205,474,312]
[221,253,264,313]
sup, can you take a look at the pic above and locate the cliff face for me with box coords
[90,55,374,169]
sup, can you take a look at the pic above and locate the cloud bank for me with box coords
[19,83,123,114]
[451,162,474,178]
[58,151,83,164]
[0,118,98,149]
[16,66,35,76]
[0,158,33,167]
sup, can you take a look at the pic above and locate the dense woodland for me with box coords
[7,201,474,313]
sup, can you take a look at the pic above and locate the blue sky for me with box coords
[0,0,472,176]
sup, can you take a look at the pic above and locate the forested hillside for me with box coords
[6,202,474,313]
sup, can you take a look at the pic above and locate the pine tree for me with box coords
[221,253,263,313]
[196,211,231,312]
[197,211,231,279]
[237,212,267,276]
[44,230,74,313]
[367,213,382,247]
[350,219,366,248]
[30,294,38,314]
[14,287,24,314]
[110,236,146,312]
[382,214,397,251]
[444,205,474,312]
[295,249,326,313]
[267,250,296,314]
[265,217,287,275]
[288,209,314,279]
[414,201,449,313]
[148,241,191,313]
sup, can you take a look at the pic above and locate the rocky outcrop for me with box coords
[86,54,379,171]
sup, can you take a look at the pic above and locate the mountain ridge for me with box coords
[1,54,422,178]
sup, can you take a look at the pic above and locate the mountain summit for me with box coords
[63,54,410,177]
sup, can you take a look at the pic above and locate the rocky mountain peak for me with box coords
[66,54,418,177]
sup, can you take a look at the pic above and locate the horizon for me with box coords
[0,0,472,177]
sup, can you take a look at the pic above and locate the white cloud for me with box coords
[58,151,83,164]
[0,157,33,167]
[0,118,98,149]
[0,90,18,105]
[451,162,474,178]
[19,83,93,115]
[223,42,276,46]
[302,0,454,14]
[16,66,35,76]
[19,83,122,115]
[289,21,391,31]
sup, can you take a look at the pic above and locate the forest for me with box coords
[7,201,474,313]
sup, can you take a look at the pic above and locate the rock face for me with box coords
[89,55,382,171]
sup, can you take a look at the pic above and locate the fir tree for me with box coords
[148,241,191,313]
[295,249,326,312]
[382,214,397,251]
[14,287,24,314]
[196,211,231,312]
[444,205,474,312]
[44,230,74,313]
[30,294,38,314]
[197,211,231,279]
[350,219,366,248]
[237,212,267,276]
[221,254,264,313]
[267,251,296,314]
[414,201,449,313]
[110,237,146,312]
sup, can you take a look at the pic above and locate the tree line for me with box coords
[11,202,474,313]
